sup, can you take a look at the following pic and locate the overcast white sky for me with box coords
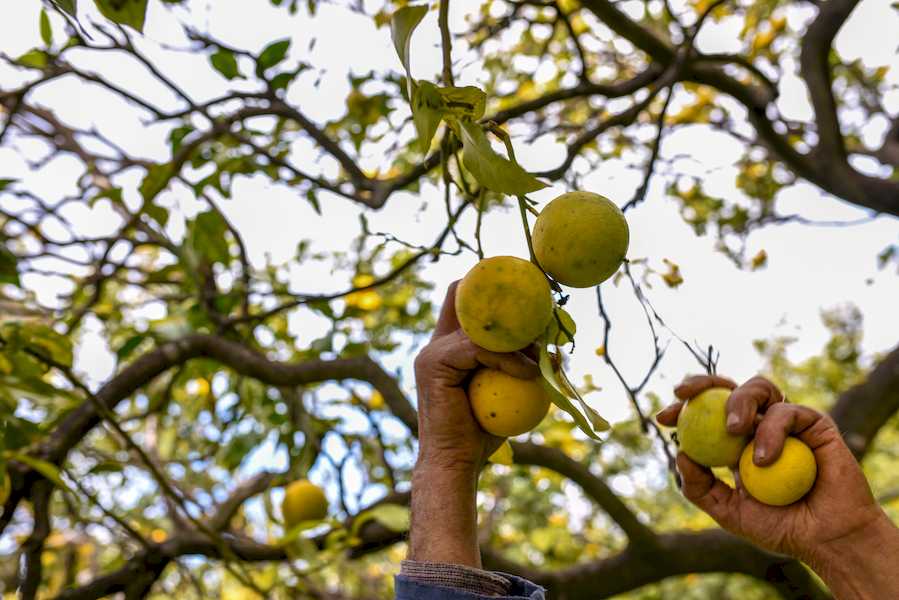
[1,0,898,519]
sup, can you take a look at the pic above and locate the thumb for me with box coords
[677,452,742,531]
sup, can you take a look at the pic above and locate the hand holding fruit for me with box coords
[657,375,888,567]
[413,282,541,472]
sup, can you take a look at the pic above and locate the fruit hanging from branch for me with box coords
[281,479,329,528]
[389,5,624,443]
[533,192,630,288]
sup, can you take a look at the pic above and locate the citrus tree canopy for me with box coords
[0,0,897,598]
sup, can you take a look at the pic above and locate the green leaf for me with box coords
[279,517,332,545]
[256,39,291,75]
[40,10,54,47]
[31,326,74,368]
[0,353,13,375]
[0,247,19,287]
[352,503,410,537]
[115,333,146,360]
[305,189,321,215]
[139,163,173,202]
[488,440,514,465]
[3,321,74,368]
[545,307,577,346]
[53,0,77,17]
[89,187,124,208]
[6,450,74,494]
[390,4,427,95]
[437,86,486,120]
[15,49,49,69]
[94,0,148,32]
[538,344,603,440]
[89,460,124,474]
[144,203,169,229]
[457,120,547,195]
[578,397,611,432]
[270,71,295,91]
[210,49,241,80]
[411,81,444,154]
[188,211,230,264]
[167,125,193,154]
[0,179,16,191]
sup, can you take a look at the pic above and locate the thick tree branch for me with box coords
[579,0,899,216]
[580,0,674,63]
[207,471,279,532]
[830,343,899,459]
[510,442,656,547]
[482,529,831,600]
[18,481,53,600]
[2,334,417,532]
[799,0,857,161]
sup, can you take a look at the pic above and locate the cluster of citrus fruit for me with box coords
[676,388,817,505]
[456,191,629,438]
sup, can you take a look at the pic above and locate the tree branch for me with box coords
[799,0,858,161]
[510,441,657,546]
[2,335,417,532]
[830,343,899,459]
[18,481,53,600]
[580,0,674,63]
[439,0,455,86]
[482,529,831,600]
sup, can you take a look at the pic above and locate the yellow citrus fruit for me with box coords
[469,368,551,436]
[455,256,553,353]
[677,387,749,467]
[281,480,329,527]
[739,437,817,506]
[532,191,629,288]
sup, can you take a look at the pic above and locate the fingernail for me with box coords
[754,446,766,463]
[726,413,740,430]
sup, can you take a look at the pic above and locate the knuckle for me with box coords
[413,348,432,372]
[766,401,791,416]
[744,375,772,388]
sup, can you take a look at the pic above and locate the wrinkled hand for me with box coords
[413,282,539,472]
[657,375,885,567]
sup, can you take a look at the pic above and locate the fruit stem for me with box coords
[474,188,486,259]
[517,194,538,264]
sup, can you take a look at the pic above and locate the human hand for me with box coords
[413,281,539,473]
[657,375,887,568]
[409,282,540,567]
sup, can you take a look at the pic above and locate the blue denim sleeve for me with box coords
[395,573,545,600]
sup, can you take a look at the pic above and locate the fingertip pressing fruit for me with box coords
[739,437,817,506]
[676,387,749,467]
[281,479,329,528]
[468,368,551,437]
[455,256,553,353]
[532,191,629,288]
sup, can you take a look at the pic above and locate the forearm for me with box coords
[408,463,481,568]
[809,512,899,600]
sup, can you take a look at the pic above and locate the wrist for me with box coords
[409,456,481,567]
[808,511,899,600]
[415,448,483,478]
